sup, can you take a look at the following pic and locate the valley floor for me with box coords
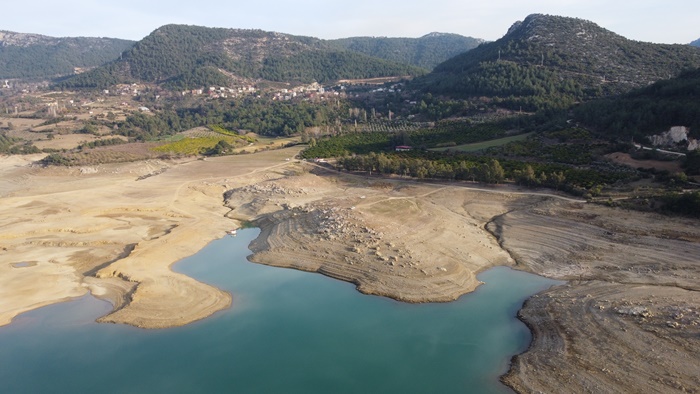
[0,149,698,393]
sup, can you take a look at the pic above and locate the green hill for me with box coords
[574,67,700,140]
[0,31,134,79]
[417,14,700,111]
[691,38,700,47]
[58,24,426,89]
[328,33,484,70]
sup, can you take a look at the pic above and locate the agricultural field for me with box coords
[1,117,46,138]
[152,136,244,156]
[155,127,300,156]
[356,121,424,134]
[430,132,534,152]
[42,142,161,166]
[34,134,122,151]
[153,126,253,156]
[180,127,221,138]
[1,115,115,151]
[249,134,301,151]
[0,91,138,154]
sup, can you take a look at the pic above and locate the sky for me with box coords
[3,0,699,44]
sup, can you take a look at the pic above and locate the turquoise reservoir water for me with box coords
[0,229,560,393]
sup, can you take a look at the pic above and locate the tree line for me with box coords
[333,150,629,197]
[113,97,344,140]
[574,67,700,141]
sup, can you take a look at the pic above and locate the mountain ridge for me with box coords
[0,31,134,79]
[57,24,428,89]
[328,33,484,70]
[418,14,700,110]
[574,66,700,141]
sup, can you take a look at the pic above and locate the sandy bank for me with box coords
[0,149,302,328]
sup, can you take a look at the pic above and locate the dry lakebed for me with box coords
[1,147,698,393]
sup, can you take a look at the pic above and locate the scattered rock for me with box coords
[614,306,652,318]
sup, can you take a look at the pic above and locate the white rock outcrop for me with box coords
[649,126,699,151]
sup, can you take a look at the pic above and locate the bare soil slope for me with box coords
[226,168,519,302]
[491,201,700,393]
[0,149,300,328]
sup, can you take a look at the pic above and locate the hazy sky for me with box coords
[3,0,699,44]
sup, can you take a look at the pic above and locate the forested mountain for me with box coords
[417,14,700,111]
[691,38,700,47]
[0,31,134,79]
[58,24,426,89]
[328,33,484,70]
[574,67,700,141]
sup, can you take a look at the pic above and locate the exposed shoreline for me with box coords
[0,150,299,328]
[490,201,700,393]
[1,151,698,392]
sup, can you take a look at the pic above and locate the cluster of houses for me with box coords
[180,85,258,99]
[370,86,400,94]
[94,80,351,103]
[272,82,346,101]
[177,81,346,102]
[103,83,145,97]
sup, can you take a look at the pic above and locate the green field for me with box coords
[430,132,534,152]
[152,136,241,155]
